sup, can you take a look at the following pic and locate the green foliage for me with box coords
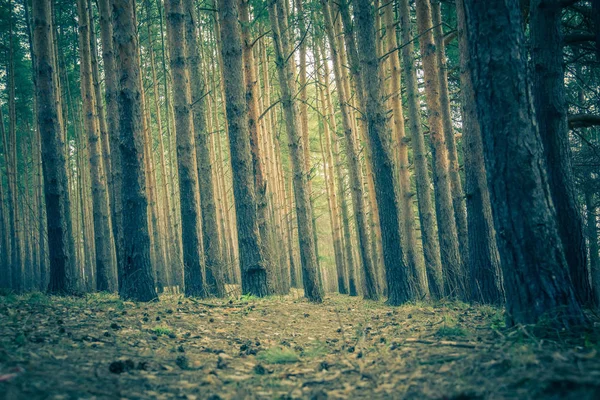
[152,325,173,336]
[256,347,300,364]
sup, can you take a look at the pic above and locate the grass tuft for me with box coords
[152,325,173,336]
[256,347,300,364]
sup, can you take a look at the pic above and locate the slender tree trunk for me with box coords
[464,0,586,327]
[97,0,124,289]
[77,0,117,292]
[530,0,592,305]
[218,0,270,296]
[415,0,464,299]
[432,1,468,268]
[353,0,413,305]
[383,2,427,295]
[0,107,13,289]
[165,0,207,297]
[456,0,503,304]
[322,0,379,300]
[184,0,226,297]
[33,0,77,294]
[268,0,322,302]
[112,0,157,301]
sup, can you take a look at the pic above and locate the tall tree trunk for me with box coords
[432,1,469,268]
[268,0,322,302]
[97,0,124,289]
[456,0,503,304]
[184,0,226,297]
[415,0,464,299]
[112,0,157,301]
[530,0,592,305]
[77,0,117,292]
[218,0,270,296]
[0,107,13,289]
[464,0,586,327]
[315,44,348,295]
[33,0,77,294]
[353,0,414,305]
[383,2,427,295]
[165,0,207,297]
[322,0,379,300]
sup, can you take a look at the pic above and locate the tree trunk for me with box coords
[464,0,586,327]
[432,1,469,269]
[584,189,599,304]
[322,0,379,300]
[530,0,592,305]
[33,0,77,294]
[165,0,207,297]
[112,0,157,301]
[268,0,322,302]
[415,0,464,299]
[456,0,504,304]
[184,0,226,297]
[353,0,413,305]
[218,0,270,297]
[97,0,124,290]
[77,0,117,293]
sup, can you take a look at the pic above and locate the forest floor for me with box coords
[1,290,600,400]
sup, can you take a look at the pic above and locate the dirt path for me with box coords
[1,292,599,399]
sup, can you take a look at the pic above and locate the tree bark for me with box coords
[218,0,270,297]
[112,0,157,301]
[456,0,504,305]
[530,0,592,305]
[415,0,464,299]
[33,0,77,294]
[353,0,414,305]
[464,0,586,327]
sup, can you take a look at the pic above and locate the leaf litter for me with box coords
[0,291,599,399]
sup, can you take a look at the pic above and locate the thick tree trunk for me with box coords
[218,0,270,297]
[530,0,592,305]
[415,0,464,299]
[353,0,413,305]
[268,0,322,302]
[584,189,599,304]
[112,0,157,301]
[77,0,117,293]
[33,0,77,294]
[464,0,586,327]
[456,0,504,304]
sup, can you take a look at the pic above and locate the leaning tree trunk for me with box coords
[530,0,592,305]
[456,0,504,305]
[268,0,322,302]
[77,0,117,293]
[33,0,77,295]
[353,0,413,305]
[218,0,270,297]
[112,0,157,301]
[464,0,586,327]
[184,0,225,297]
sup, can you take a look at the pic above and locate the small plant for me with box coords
[256,347,299,364]
[26,292,49,305]
[152,325,173,336]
